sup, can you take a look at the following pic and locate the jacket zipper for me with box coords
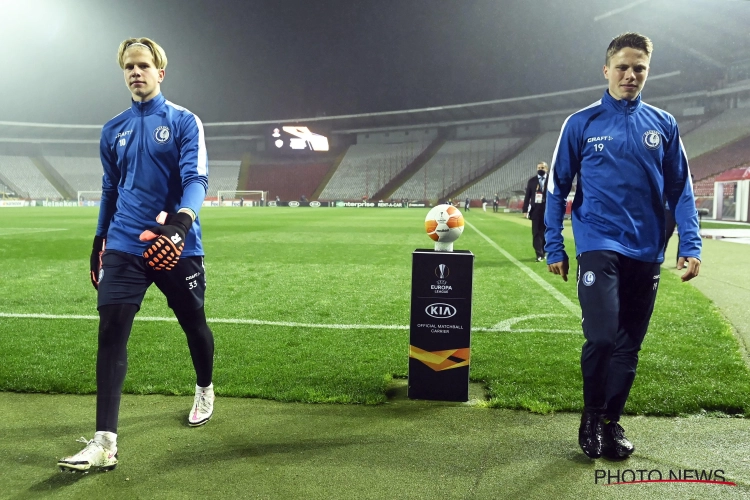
[139,103,145,153]
[625,105,631,152]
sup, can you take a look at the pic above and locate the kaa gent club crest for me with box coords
[642,130,661,150]
[153,126,171,144]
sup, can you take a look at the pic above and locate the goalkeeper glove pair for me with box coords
[89,211,193,290]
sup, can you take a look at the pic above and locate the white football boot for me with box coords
[58,436,118,472]
[188,383,214,427]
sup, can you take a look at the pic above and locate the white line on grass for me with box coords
[464,220,581,316]
[0,312,579,334]
[0,312,406,330]
[0,228,69,236]
[491,313,573,332]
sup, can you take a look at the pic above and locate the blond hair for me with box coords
[117,37,168,69]
[605,32,653,65]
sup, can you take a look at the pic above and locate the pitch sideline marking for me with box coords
[492,313,571,331]
[0,312,578,334]
[464,220,581,316]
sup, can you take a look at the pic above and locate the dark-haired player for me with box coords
[545,32,701,460]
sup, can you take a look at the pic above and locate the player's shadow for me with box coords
[13,471,89,499]
[159,437,365,473]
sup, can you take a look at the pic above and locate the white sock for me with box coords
[94,431,117,449]
[197,383,214,392]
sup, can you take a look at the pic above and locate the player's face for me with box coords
[122,47,164,102]
[603,47,649,101]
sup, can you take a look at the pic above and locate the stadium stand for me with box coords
[457,131,560,200]
[45,156,102,192]
[688,134,750,181]
[0,156,60,199]
[206,160,241,197]
[0,179,13,197]
[681,108,750,159]
[693,178,716,216]
[390,138,524,201]
[0,172,21,198]
[319,142,427,200]
[246,162,330,202]
[674,118,706,136]
[693,179,715,197]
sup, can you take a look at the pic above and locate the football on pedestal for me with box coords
[424,204,464,252]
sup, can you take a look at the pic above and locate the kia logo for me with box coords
[288,201,300,207]
[425,303,456,318]
[309,201,321,207]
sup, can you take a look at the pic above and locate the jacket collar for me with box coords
[602,89,642,114]
[130,93,165,116]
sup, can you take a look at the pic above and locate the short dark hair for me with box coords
[605,32,653,65]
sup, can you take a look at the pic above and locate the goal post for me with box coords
[216,190,268,206]
[78,191,103,206]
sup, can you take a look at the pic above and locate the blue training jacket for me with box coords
[544,90,701,264]
[96,93,208,257]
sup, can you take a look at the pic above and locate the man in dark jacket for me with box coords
[523,161,549,261]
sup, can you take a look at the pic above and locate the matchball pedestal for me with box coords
[409,205,474,402]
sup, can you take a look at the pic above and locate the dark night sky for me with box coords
[1,0,747,125]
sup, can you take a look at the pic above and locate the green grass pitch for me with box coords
[0,207,748,416]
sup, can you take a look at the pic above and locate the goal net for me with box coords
[78,191,103,206]
[216,190,268,207]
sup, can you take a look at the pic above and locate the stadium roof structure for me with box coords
[2,77,749,147]
[202,71,697,136]
[716,166,750,182]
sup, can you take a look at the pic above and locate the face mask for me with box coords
[538,170,546,176]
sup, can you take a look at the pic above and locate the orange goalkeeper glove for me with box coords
[139,211,193,271]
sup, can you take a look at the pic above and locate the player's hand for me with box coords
[90,235,106,289]
[139,211,193,271]
[548,260,569,282]
[677,256,700,282]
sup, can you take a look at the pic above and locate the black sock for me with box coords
[96,303,138,433]
[174,306,215,387]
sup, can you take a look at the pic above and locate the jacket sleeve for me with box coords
[663,123,701,260]
[95,128,119,238]
[178,113,209,216]
[522,178,533,213]
[544,116,580,264]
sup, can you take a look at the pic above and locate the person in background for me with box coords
[523,161,549,262]
[493,193,500,213]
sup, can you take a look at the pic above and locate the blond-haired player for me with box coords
[58,38,214,472]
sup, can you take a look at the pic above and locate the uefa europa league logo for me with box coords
[435,264,449,279]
